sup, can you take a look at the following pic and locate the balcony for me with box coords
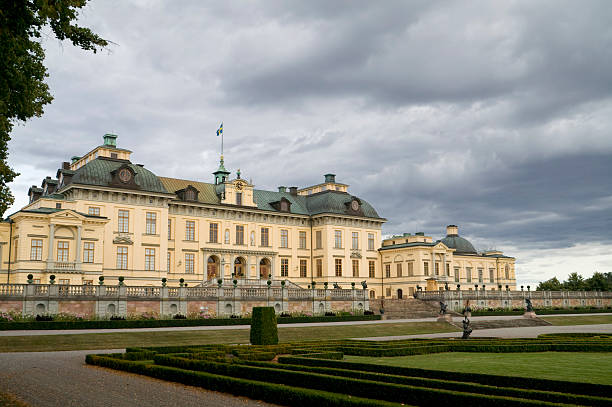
[46,261,81,273]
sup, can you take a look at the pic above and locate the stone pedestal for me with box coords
[523,311,537,319]
[380,314,387,320]
[437,314,453,323]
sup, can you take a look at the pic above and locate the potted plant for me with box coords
[49,275,56,284]
[118,276,125,286]
[27,274,34,284]
[351,282,355,288]
[311,281,316,288]
[324,282,328,289]
[179,278,185,287]
[281,280,286,286]
[233,279,238,287]
[267,280,272,286]
[98,276,104,285]
[217,278,223,286]
[161,277,167,287]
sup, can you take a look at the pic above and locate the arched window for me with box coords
[224,229,230,244]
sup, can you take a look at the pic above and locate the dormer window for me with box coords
[236,192,242,206]
[185,189,195,201]
[176,185,198,202]
[280,200,288,211]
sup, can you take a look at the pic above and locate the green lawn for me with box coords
[0,321,458,352]
[542,315,612,326]
[344,352,612,385]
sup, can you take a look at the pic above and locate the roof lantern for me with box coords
[103,134,118,147]
[324,173,336,183]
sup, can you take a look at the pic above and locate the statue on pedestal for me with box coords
[525,298,533,312]
[461,317,472,339]
[439,301,448,315]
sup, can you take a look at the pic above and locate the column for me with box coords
[256,256,261,279]
[431,252,435,277]
[75,226,82,268]
[443,253,447,278]
[47,224,55,269]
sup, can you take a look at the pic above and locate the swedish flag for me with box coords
[216,122,223,136]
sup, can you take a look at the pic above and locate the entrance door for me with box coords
[207,256,218,280]
[397,289,403,299]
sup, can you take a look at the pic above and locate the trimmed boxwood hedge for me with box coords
[471,307,612,316]
[250,307,278,345]
[86,355,399,407]
[0,314,380,330]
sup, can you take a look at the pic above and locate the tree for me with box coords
[536,277,562,291]
[0,1,107,217]
[585,272,610,291]
[563,272,586,291]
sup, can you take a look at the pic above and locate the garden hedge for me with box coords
[250,307,278,345]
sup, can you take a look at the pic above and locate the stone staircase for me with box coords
[452,318,552,330]
[370,298,461,319]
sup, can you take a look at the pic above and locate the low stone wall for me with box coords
[415,290,612,312]
[0,283,369,317]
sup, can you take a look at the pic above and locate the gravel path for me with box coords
[0,349,277,407]
[1,313,609,337]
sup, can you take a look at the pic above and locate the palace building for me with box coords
[0,134,516,298]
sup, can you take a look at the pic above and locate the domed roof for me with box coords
[441,235,477,255]
[71,158,168,193]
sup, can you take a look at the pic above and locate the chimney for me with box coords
[62,162,70,170]
[446,225,458,236]
[103,133,118,147]
[71,156,80,164]
[415,232,425,236]
[278,186,286,193]
[289,186,298,195]
[324,173,336,183]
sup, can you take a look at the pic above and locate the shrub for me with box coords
[363,310,374,315]
[173,314,187,319]
[325,312,336,317]
[250,307,278,345]
[110,315,125,320]
[36,314,53,321]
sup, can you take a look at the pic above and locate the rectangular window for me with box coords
[208,223,218,243]
[335,259,342,277]
[489,268,495,283]
[168,219,172,240]
[315,231,322,249]
[57,241,69,262]
[185,253,194,274]
[167,252,171,272]
[300,259,307,278]
[352,232,359,249]
[83,242,94,263]
[58,279,70,285]
[299,231,307,249]
[423,262,429,276]
[435,262,440,275]
[261,227,269,246]
[118,210,129,233]
[146,212,157,235]
[386,287,391,297]
[478,268,483,283]
[280,229,288,248]
[236,192,242,206]
[407,262,414,277]
[396,263,402,277]
[446,263,450,276]
[368,233,375,250]
[385,264,391,278]
[236,225,244,245]
[352,260,359,277]
[30,239,43,260]
[144,248,155,271]
[466,267,472,283]
[368,261,375,278]
[88,207,100,216]
[117,246,128,270]
[281,258,289,277]
[334,230,342,249]
[454,267,460,282]
[316,259,323,277]
[185,220,195,241]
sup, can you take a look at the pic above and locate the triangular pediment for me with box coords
[434,242,450,250]
[49,209,86,221]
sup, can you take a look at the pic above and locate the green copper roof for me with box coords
[10,208,106,219]
[70,158,168,193]
[440,235,477,255]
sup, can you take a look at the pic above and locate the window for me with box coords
[396,263,402,277]
[185,189,195,201]
[88,207,100,216]
[478,268,483,283]
[489,268,495,283]
[83,242,94,263]
[261,227,269,246]
[368,233,375,250]
[57,241,69,262]
[316,259,323,277]
[386,287,391,297]
[369,261,375,278]
[435,262,440,275]
[236,225,244,245]
[144,248,155,271]
[167,252,171,272]
[407,262,414,277]
[58,279,70,285]
[370,290,376,299]
[300,259,307,278]
[352,232,359,249]
[117,246,128,269]
[423,262,429,276]
[55,203,61,209]
[118,210,129,232]
[315,231,322,249]
[385,264,391,278]
[146,212,157,234]
[446,263,450,276]
[236,192,242,206]
[209,223,218,243]
[352,260,359,277]
[280,229,288,248]
[334,259,342,277]
[185,253,194,274]
[185,220,195,241]
[168,219,172,239]
[466,267,472,283]
[299,231,307,249]
[454,267,460,282]
[281,258,289,277]
[505,264,510,280]
[334,230,342,248]
[30,239,43,260]
[224,229,230,244]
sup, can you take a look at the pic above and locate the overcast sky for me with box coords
[8,0,612,286]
